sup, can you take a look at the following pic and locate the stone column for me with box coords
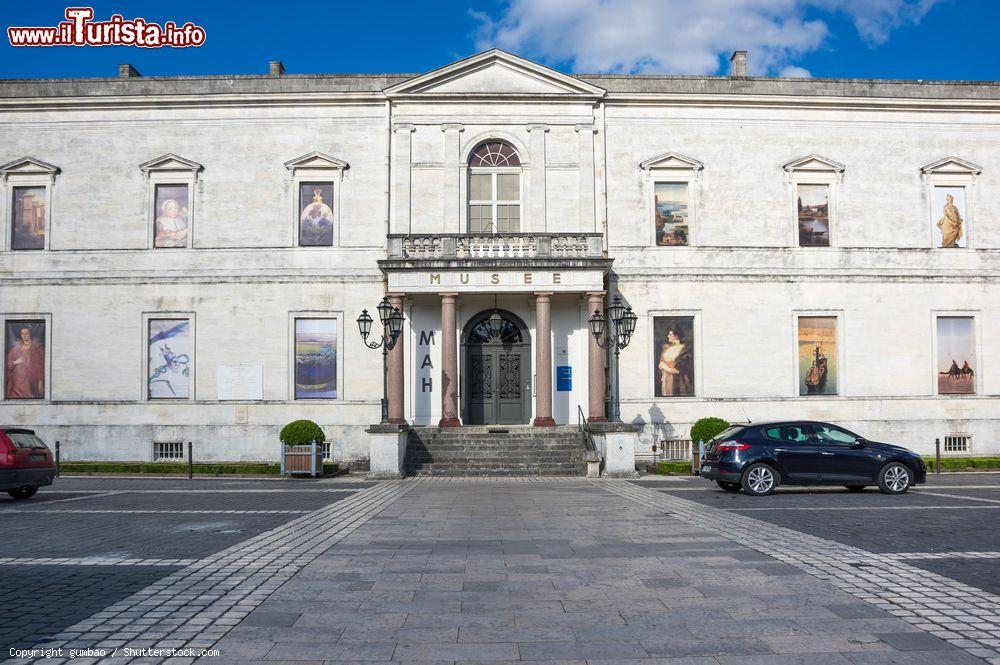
[533,292,556,427]
[386,293,406,425]
[438,293,461,427]
[586,292,607,422]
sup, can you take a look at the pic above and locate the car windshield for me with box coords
[709,426,745,443]
[7,432,47,449]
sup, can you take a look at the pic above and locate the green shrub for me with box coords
[60,462,282,475]
[690,417,731,445]
[924,457,1000,472]
[280,419,325,446]
[649,461,692,475]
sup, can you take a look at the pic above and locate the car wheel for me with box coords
[741,463,778,496]
[7,487,38,500]
[844,485,866,492]
[877,463,912,495]
[716,481,741,492]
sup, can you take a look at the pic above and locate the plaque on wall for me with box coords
[217,364,263,401]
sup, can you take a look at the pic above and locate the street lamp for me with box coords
[357,296,405,424]
[589,295,637,423]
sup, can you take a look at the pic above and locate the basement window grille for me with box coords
[153,441,184,462]
[322,441,331,461]
[943,435,971,454]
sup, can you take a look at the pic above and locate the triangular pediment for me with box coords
[0,156,60,177]
[139,153,203,175]
[783,154,845,173]
[640,152,704,171]
[284,151,349,172]
[920,156,982,175]
[384,49,605,98]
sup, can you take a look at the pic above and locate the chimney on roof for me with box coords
[729,50,748,77]
[118,63,142,79]
[268,61,285,77]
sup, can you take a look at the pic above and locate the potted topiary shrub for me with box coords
[280,419,326,477]
[689,417,731,472]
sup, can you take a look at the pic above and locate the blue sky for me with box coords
[1,1,997,81]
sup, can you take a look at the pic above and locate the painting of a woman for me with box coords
[654,320,694,397]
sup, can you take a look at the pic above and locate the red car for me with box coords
[0,428,57,499]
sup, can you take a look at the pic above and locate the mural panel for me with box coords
[797,184,830,247]
[11,186,46,250]
[798,316,837,395]
[654,182,689,246]
[295,318,337,399]
[653,316,694,397]
[299,182,334,246]
[933,186,967,248]
[148,319,191,398]
[154,184,190,248]
[5,320,45,399]
[937,317,975,394]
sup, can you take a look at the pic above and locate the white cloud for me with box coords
[474,0,943,75]
[780,65,813,77]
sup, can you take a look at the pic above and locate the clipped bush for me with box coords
[280,419,326,446]
[689,417,731,445]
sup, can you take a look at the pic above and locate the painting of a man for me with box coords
[5,322,45,399]
[935,189,965,248]
[299,183,334,246]
[154,184,190,248]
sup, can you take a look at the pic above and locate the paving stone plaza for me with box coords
[2,474,999,664]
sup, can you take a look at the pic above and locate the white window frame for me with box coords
[288,312,344,401]
[792,311,845,397]
[640,152,703,247]
[783,155,844,249]
[139,154,203,250]
[284,152,348,248]
[942,434,972,455]
[930,310,980,397]
[152,441,185,462]
[647,310,702,399]
[142,312,196,402]
[1,157,59,252]
[921,157,981,250]
[0,313,53,402]
[467,168,522,234]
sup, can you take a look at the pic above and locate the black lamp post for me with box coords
[588,295,637,423]
[357,296,405,424]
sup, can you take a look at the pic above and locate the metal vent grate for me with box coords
[943,435,971,454]
[153,441,184,461]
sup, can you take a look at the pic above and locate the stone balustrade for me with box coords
[387,233,604,260]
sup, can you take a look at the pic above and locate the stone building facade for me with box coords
[1,50,997,466]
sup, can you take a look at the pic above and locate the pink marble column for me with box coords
[533,292,556,427]
[386,293,407,425]
[586,292,608,422]
[438,293,461,427]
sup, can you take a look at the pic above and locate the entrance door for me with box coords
[463,311,531,425]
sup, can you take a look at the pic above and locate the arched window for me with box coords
[468,141,521,233]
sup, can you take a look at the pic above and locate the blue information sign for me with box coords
[556,366,572,391]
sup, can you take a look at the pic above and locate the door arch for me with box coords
[461,310,532,425]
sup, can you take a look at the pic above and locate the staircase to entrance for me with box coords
[404,426,589,476]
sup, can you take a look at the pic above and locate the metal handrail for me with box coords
[576,405,599,455]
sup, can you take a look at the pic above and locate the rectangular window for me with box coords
[798,316,837,395]
[295,318,337,399]
[4,320,46,399]
[11,186,46,250]
[654,182,689,246]
[298,182,334,246]
[943,435,970,453]
[797,184,830,247]
[470,174,491,200]
[153,441,184,461]
[469,205,491,233]
[653,316,695,396]
[936,316,975,394]
[153,184,190,248]
[147,318,191,399]
[932,186,967,248]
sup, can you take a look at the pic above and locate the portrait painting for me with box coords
[153,184,190,248]
[798,316,837,395]
[933,186,967,248]
[654,182,689,246]
[148,319,191,399]
[295,319,337,399]
[11,186,46,250]
[653,316,694,397]
[5,320,45,399]
[937,317,975,394]
[299,182,334,246]
[797,184,830,247]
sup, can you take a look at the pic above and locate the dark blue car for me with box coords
[699,421,926,496]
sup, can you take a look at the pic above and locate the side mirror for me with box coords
[852,438,867,448]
